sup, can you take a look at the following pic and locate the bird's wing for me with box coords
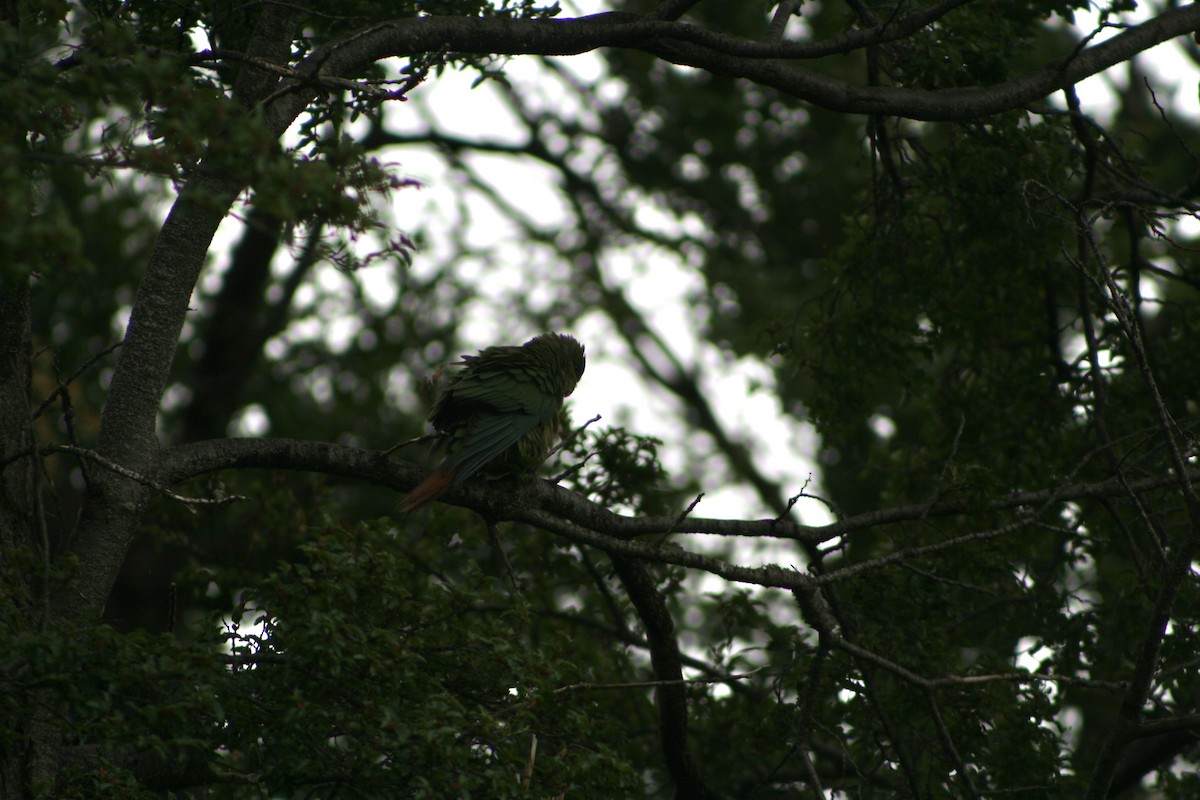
[440,364,560,418]
[428,347,564,483]
[442,411,543,484]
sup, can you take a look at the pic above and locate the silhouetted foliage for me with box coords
[3,1,1200,797]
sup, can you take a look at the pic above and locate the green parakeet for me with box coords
[402,333,586,511]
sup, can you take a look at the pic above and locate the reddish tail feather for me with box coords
[401,468,456,512]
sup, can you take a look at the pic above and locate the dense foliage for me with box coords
[3,0,1200,797]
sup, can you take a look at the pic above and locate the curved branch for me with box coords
[158,437,1200,588]
[269,4,1200,123]
[161,436,822,589]
[642,4,1200,120]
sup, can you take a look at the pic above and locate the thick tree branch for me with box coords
[1109,726,1200,795]
[641,4,1200,120]
[157,437,1200,590]
[63,172,241,621]
[60,4,305,623]
[1082,528,1200,800]
[265,4,1200,123]
[646,0,704,21]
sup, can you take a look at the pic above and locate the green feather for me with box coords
[426,333,585,487]
[442,413,543,480]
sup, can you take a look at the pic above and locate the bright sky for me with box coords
[205,0,1199,542]
[372,38,825,528]
[198,0,1200,692]
[363,2,1199,529]
[1069,3,1200,122]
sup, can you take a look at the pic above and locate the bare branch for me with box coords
[159,436,1200,549]
[24,445,248,509]
[926,687,982,800]
[766,0,802,42]
[60,3,306,621]
[267,4,1200,123]
[29,341,122,422]
[553,667,763,693]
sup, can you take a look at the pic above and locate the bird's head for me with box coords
[526,332,586,397]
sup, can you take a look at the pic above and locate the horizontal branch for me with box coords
[639,3,1200,120]
[265,4,1200,124]
[15,444,246,507]
[1131,713,1200,738]
[158,437,1200,585]
[160,436,819,588]
[552,667,764,693]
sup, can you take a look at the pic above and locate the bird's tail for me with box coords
[401,468,456,512]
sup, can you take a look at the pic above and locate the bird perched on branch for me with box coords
[401,332,587,512]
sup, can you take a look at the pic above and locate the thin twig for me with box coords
[765,0,802,42]
[547,414,602,483]
[29,430,51,630]
[780,474,844,523]
[553,666,763,693]
[381,433,437,457]
[8,444,246,510]
[521,733,537,790]
[549,451,594,484]
[547,413,601,460]
[925,687,982,800]
[667,493,704,534]
[815,517,1036,586]
[1144,77,1199,167]
[751,641,831,796]
[29,340,122,421]
[187,48,397,99]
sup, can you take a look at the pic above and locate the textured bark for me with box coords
[62,174,239,621]
[262,5,1200,125]
[0,276,32,548]
[28,5,307,795]
[58,3,305,624]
